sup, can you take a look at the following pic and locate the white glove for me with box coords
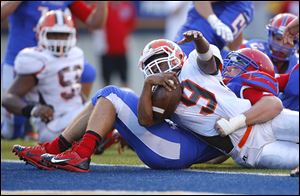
[207,14,234,43]
[215,114,247,137]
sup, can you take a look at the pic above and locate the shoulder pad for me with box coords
[239,71,279,96]
[14,48,46,75]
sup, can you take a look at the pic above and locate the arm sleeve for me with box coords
[70,1,94,22]
[242,88,273,105]
[275,73,290,92]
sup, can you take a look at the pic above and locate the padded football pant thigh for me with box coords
[271,109,299,143]
[255,140,299,169]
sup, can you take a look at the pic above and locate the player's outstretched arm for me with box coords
[194,1,233,43]
[1,1,22,21]
[70,1,108,30]
[177,30,218,74]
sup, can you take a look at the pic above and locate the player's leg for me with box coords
[117,54,128,87]
[80,60,96,99]
[12,102,94,170]
[1,63,27,139]
[101,54,113,86]
[255,140,299,169]
[271,109,299,143]
[41,86,223,171]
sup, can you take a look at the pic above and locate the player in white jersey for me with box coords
[138,30,299,169]
[2,10,85,142]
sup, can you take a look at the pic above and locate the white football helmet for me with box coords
[36,10,76,56]
[138,39,186,77]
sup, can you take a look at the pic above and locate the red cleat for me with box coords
[41,150,91,173]
[12,144,54,170]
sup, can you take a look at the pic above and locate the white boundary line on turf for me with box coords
[1,190,228,195]
[2,159,290,176]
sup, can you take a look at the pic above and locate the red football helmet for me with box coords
[36,10,76,56]
[266,13,298,61]
[138,39,186,77]
[222,48,275,83]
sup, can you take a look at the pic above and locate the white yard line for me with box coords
[2,159,289,176]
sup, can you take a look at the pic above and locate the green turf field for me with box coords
[1,139,291,175]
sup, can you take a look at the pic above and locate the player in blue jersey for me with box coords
[1,1,107,139]
[174,1,254,56]
[240,13,299,111]
[240,13,298,74]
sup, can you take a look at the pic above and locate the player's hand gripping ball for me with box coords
[152,80,182,121]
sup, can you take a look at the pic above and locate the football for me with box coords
[152,82,182,121]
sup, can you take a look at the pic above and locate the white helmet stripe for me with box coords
[56,10,64,25]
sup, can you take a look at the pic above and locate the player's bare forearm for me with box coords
[193,1,214,19]
[86,1,108,29]
[138,81,155,126]
[2,74,36,115]
[1,93,27,115]
[1,1,22,21]
[243,96,283,126]
[138,73,178,126]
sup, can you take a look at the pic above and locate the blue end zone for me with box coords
[1,161,299,195]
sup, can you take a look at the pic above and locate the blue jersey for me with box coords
[174,1,254,56]
[242,39,299,74]
[279,65,299,111]
[4,1,74,66]
[91,86,223,169]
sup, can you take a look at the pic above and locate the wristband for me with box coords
[229,114,247,131]
[21,105,35,118]
[197,45,213,61]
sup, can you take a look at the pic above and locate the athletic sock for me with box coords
[44,135,72,154]
[75,130,102,159]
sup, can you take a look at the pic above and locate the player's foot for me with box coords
[290,166,299,177]
[12,144,54,170]
[41,150,91,173]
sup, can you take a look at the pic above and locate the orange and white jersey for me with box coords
[172,45,252,136]
[14,46,84,132]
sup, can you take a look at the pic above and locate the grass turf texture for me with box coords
[1,139,290,175]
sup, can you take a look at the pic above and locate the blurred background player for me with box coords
[2,10,86,143]
[173,1,254,56]
[283,15,299,177]
[240,13,299,111]
[92,1,136,87]
[164,1,191,40]
[1,1,107,140]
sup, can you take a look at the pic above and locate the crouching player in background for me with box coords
[2,10,86,142]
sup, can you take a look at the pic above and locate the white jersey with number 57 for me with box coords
[14,46,84,132]
[172,45,252,136]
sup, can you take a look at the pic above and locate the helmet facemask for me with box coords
[139,43,184,78]
[222,51,258,83]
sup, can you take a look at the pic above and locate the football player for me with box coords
[240,13,299,111]
[2,10,86,142]
[174,1,254,56]
[144,31,298,169]
[1,1,107,139]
